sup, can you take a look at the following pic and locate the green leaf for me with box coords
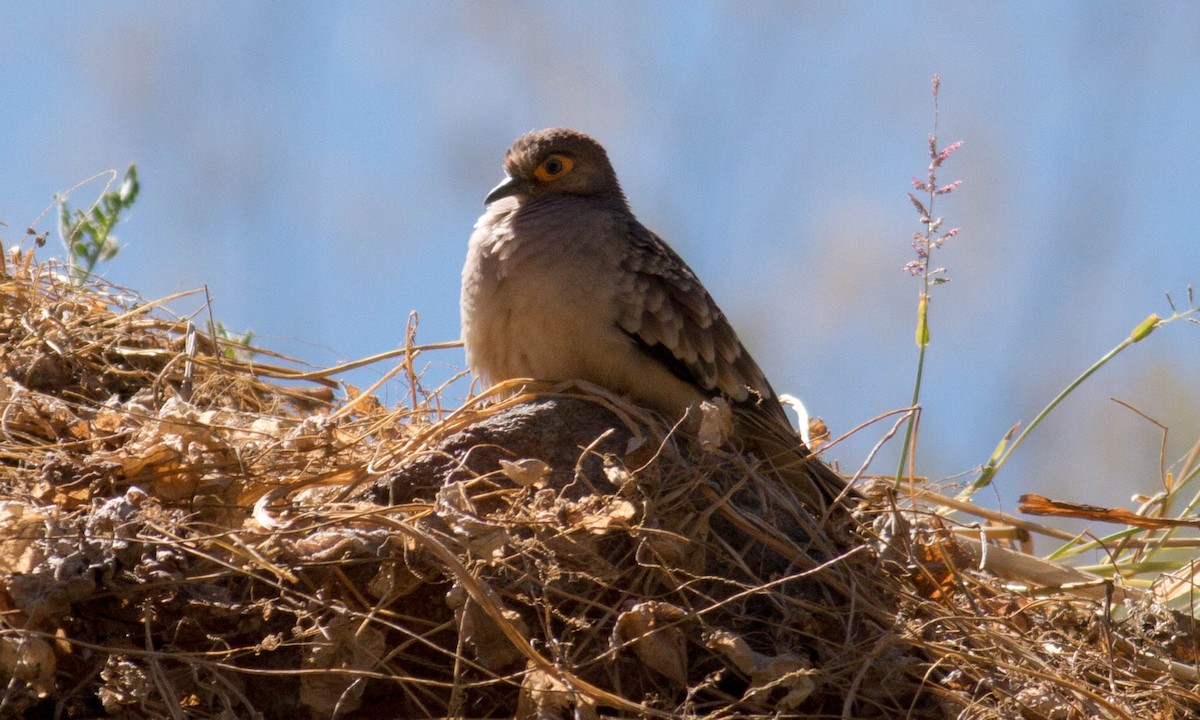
[118,165,139,204]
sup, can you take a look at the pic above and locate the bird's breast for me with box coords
[462,203,627,386]
[461,200,712,417]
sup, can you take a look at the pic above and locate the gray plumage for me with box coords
[461,128,791,430]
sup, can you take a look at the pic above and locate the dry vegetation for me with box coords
[2,246,1200,719]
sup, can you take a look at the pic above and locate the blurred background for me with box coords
[2,2,1198,520]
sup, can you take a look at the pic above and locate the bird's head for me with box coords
[485,128,625,205]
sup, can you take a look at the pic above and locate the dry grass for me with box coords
[2,246,1200,719]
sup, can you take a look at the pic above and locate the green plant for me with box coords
[966,292,1199,499]
[213,321,256,361]
[58,164,139,283]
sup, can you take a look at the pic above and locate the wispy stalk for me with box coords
[895,75,962,486]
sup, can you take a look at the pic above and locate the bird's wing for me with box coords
[614,223,851,506]
[615,221,791,428]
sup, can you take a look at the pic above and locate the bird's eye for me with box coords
[534,154,573,181]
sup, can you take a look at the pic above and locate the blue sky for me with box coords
[2,3,1198,516]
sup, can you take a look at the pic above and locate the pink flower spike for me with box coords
[935,181,962,195]
[934,141,963,166]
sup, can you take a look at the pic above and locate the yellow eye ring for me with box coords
[534,154,573,181]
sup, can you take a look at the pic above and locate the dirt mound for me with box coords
[2,247,1198,719]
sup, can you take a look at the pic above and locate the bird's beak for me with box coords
[485,175,523,205]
